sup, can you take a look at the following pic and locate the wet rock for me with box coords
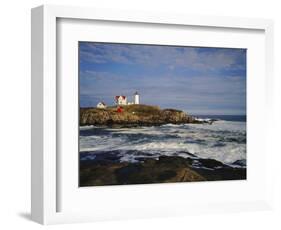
[197,158,226,169]
[232,159,246,167]
[193,167,246,181]
[79,156,206,186]
[79,154,247,186]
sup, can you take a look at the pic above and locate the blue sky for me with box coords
[79,42,246,115]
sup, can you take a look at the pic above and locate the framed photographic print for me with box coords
[31,5,274,224]
[78,42,247,187]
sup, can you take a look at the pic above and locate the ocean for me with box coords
[193,115,246,122]
[79,115,246,170]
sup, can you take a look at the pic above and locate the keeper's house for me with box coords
[115,96,127,105]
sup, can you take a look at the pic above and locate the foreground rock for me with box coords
[80,154,246,186]
[80,104,207,126]
[80,156,206,186]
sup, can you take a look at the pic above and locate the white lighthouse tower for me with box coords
[134,91,140,104]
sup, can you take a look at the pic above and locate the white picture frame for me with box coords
[31,5,274,225]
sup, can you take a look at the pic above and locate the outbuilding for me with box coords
[96,102,107,108]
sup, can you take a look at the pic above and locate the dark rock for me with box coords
[193,167,246,181]
[79,154,246,187]
[79,155,206,186]
[197,158,226,169]
[232,159,246,167]
[157,170,177,180]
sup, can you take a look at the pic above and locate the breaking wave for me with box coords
[80,120,246,167]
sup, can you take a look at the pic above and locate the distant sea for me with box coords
[193,115,246,122]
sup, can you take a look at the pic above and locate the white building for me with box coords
[134,91,140,104]
[96,102,107,108]
[115,96,127,105]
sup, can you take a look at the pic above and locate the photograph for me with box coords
[79,42,247,187]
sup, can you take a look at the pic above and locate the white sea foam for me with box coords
[79,125,96,130]
[79,120,246,165]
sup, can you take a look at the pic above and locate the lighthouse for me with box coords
[134,91,140,104]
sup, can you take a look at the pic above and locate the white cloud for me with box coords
[80,43,246,72]
[79,43,246,114]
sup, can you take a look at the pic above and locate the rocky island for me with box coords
[80,104,207,127]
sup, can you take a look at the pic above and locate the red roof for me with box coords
[115,96,126,100]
